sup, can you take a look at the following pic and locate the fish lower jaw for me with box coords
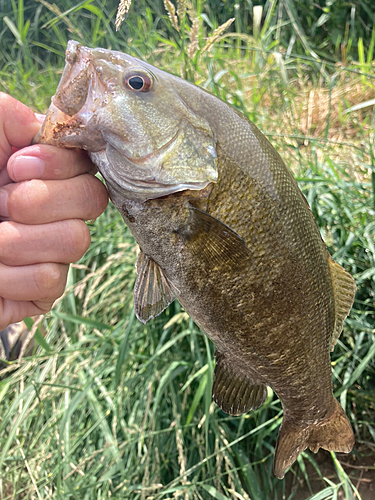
[91,150,211,202]
[107,175,212,202]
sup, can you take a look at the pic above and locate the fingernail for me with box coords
[0,189,9,218]
[10,156,45,181]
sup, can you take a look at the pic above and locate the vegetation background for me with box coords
[0,0,375,498]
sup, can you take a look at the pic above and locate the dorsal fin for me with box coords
[134,251,178,324]
[212,353,268,416]
[328,258,356,351]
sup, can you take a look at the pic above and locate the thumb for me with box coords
[0,93,42,168]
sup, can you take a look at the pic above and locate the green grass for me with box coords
[0,1,375,499]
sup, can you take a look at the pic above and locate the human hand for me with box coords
[0,93,108,330]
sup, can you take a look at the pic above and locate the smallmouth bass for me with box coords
[34,41,356,478]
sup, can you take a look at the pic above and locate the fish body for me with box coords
[35,41,356,478]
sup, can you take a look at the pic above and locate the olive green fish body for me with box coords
[35,41,356,478]
[119,144,333,423]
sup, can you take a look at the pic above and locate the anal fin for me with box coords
[329,258,356,350]
[134,251,178,324]
[212,353,267,416]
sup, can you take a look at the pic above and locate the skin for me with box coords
[0,93,108,330]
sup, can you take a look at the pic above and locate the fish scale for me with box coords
[34,40,357,479]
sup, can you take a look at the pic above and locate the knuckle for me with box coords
[70,149,94,174]
[0,222,19,263]
[62,219,91,262]
[46,148,79,179]
[33,263,68,301]
[0,299,9,332]
[0,94,37,125]
[33,301,54,314]
[45,149,93,179]
[80,175,108,219]
[7,180,46,222]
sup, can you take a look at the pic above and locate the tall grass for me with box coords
[0,1,374,499]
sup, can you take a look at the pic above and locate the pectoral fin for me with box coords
[176,207,252,268]
[134,252,178,323]
[212,353,268,416]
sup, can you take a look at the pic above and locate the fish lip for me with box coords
[52,42,118,117]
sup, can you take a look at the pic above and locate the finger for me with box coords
[0,262,68,302]
[0,220,91,266]
[0,298,54,332]
[7,144,96,182]
[0,174,108,224]
[0,167,12,188]
[0,93,41,168]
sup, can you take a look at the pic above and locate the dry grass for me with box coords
[285,80,375,141]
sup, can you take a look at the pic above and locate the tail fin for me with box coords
[273,399,354,479]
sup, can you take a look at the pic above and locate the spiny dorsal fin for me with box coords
[212,353,267,416]
[328,258,356,351]
[134,252,178,324]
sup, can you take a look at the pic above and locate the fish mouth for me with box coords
[51,41,108,117]
[34,42,117,149]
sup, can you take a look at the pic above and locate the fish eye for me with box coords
[124,71,152,92]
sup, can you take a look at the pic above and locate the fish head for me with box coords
[35,41,218,202]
